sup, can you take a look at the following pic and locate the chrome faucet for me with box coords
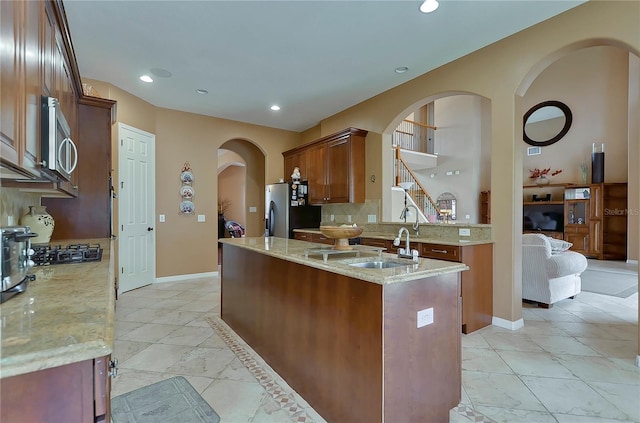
[400,204,421,236]
[394,227,419,260]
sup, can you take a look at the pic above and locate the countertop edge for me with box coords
[293,228,494,246]
[221,237,468,284]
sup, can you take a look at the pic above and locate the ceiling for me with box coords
[63,0,585,133]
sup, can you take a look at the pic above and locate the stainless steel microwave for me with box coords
[40,96,77,182]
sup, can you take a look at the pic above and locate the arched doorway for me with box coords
[516,42,639,326]
[381,92,492,224]
[217,139,266,238]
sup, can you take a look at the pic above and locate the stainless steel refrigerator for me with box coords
[265,182,321,238]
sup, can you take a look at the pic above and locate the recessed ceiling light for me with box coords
[139,75,153,83]
[150,68,172,78]
[270,105,281,111]
[395,67,409,74]
[196,89,208,95]
[419,0,439,13]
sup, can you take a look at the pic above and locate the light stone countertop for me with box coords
[293,228,493,246]
[220,237,468,285]
[0,239,114,379]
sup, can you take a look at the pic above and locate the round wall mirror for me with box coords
[523,100,572,146]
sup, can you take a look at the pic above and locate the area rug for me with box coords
[581,269,638,298]
[111,376,220,423]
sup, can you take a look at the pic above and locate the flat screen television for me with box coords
[523,203,564,232]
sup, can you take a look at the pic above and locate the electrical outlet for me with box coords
[197,214,206,222]
[459,228,471,236]
[7,216,14,226]
[330,214,335,221]
[347,215,352,222]
[417,308,434,328]
[368,214,377,223]
[159,214,166,223]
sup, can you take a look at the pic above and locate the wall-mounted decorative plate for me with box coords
[179,200,195,214]
[180,185,194,198]
[180,171,194,183]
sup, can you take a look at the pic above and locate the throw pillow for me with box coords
[547,237,572,253]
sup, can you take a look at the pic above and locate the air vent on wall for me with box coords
[527,146,541,156]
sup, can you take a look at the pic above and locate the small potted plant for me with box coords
[529,168,562,185]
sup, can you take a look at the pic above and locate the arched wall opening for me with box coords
[381,92,492,224]
[218,139,266,238]
[515,39,639,327]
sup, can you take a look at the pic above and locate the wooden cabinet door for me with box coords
[0,0,21,167]
[588,219,602,257]
[307,142,327,204]
[565,227,589,255]
[589,183,603,220]
[284,149,308,181]
[22,0,42,175]
[42,3,56,96]
[326,138,350,203]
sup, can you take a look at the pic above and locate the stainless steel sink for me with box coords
[348,260,411,269]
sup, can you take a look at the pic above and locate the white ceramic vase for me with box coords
[20,205,55,244]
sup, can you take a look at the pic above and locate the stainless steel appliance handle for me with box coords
[268,201,276,236]
[58,137,78,174]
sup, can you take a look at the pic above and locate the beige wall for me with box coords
[4,2,635,341]
[522,46,630,184]
[218,165,246,226]
[312,1,639,327]
[82,80,302,276]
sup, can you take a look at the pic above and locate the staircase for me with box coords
[392,119,440,222]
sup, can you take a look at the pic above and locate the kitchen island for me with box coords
[220,237,467,423]
[0,238,115,423]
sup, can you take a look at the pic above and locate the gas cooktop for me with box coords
[31,243,102,266]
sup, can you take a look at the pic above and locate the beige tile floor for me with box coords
[113,262,639,423]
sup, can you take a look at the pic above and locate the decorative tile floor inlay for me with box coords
[206,316,317,423]
[455,405,498,423]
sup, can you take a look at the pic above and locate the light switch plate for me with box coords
[249,206,257,213]
[368,214,377,223]
[159,214,166,223]
[417,308,434,328]
[459,228,471,236]
[197,214,206,222]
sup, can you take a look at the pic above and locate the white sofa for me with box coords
[522,233,588,308]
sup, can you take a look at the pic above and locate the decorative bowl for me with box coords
[319,225,364,250]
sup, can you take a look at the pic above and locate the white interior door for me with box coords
[118,123,155,294]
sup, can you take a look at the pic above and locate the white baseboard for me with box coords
[492,316,524,331]
[155,271,218,283]
[626,259,638,265]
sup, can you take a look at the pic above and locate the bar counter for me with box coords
[219,236,467,285]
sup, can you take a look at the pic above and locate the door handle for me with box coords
[147,227,154,232]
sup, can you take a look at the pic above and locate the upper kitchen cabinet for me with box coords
[1,0,22,169]
[283,128,368,205]
[1,0,82,194]
[283,148,308,182]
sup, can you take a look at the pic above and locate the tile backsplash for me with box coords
[0,188,41,227]
[321,199,380,225]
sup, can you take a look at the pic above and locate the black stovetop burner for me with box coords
[31,243,103,266]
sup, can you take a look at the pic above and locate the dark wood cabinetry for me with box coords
[519,183,628,260]
[283,128,367,205]
[43,97,116,239]
[1,0,84,195]
[480,190,490,224]
[0,355,111,423]
[563,183,627,259]
[360,236,493,334]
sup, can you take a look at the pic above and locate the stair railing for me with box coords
[392,119,437,154]
[395,146,440,217]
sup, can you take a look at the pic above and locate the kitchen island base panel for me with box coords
[221,243,461,423]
